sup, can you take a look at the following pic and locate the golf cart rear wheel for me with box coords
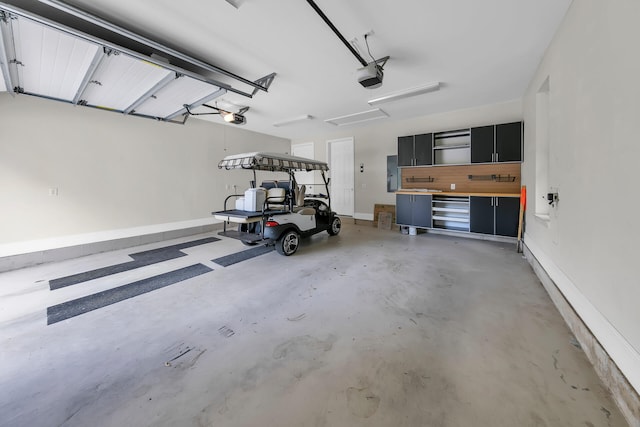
[328,216,341,236]
[276,230,300,256]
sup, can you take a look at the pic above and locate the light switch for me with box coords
[450,183,456,190]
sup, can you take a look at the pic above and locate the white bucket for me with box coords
[235,197,245,210]
[409,227,417,236]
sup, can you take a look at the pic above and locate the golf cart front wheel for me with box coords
[276,230,300,256]
[328,216,341,236]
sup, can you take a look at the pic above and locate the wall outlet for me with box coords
[48,187,58,196]
[450,183,456,190]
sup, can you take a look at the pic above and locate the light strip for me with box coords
[273,115,313,127]
[325,108,388,126]
[368,81,440,106]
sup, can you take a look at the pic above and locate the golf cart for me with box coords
[212,152,341,256]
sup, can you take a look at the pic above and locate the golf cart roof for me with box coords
[218,152,329,172]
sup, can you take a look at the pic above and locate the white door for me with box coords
[327,137,354,216]
[291,142,315,193]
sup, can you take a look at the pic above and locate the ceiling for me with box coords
[1,0,572,140]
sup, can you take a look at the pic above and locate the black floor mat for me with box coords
[211,245,274,267]
[47,263,212,325]
[49,237,219,290]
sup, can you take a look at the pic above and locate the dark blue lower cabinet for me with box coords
[470,196,519,237]
[396,194,432,228]
[396,194,413,225]
[495,197,520,237]
[470,196,494,234]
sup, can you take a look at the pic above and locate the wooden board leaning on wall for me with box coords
[373,204,397,228]
[401,163,521,193]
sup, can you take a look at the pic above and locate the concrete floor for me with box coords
[0,223,627,427]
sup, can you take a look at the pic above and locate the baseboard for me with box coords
[0,218,223,272]
[425,228,518,244]
[354,212,374,221]
[523,239,640,426]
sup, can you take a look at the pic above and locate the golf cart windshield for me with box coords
[218,152,329,172]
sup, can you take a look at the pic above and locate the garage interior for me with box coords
[1,1,639,426]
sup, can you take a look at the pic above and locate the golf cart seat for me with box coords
[297,207,316,215]
[266,187,287,210]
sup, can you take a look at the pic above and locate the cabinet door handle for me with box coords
[496,153,499,162]
[491,197,494,206]
[495,197,499,206]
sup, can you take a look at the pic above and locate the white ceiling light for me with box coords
[367,82,441,106]
[273,115,313,127]
[79,51,173,111]
[11,16,100,101]
[133,75,225,119]
[325,108,388,126]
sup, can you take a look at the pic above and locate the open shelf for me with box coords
[432,195,470,231]
[433,144,470,150]
[433,129,471,165]
[432,215,469,223]
[432,207,470,214]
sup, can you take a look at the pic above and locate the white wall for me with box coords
[0,94,289,245]
[292,100,522,219]
[522,0,640,391]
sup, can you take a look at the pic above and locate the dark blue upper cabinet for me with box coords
[471,125,495,163]
[398,134,433,166]
[398,136,415,167]
[495,122,522,163]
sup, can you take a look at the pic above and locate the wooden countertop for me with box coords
[396,190,521,197]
